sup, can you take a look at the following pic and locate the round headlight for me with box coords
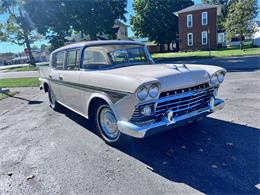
[217,72,225,83]
[141,105,152,116]
[137,86,148,100]
[149,84,159,98]
[210,74,219,86]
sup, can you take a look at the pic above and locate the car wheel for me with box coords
[48,87,60,111]
[95,103,130,146]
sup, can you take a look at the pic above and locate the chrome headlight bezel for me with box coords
[210,74,219,86]
[217,71,225,83]
[148,83,160,98]
[136,86,148,101]
[210,71,226,87]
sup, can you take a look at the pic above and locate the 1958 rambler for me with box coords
[39,40,226,146]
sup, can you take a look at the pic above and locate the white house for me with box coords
[69,20,128,43]
[252,21,260,47]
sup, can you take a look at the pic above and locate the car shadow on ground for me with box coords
[58,107,260,194]
[4,93,43,104]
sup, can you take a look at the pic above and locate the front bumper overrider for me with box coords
[117,98,224,138]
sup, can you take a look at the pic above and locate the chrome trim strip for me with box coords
[43,77,132,103]
[57,100,89,119]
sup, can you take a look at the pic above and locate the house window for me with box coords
[202,31,208,45]
[187,33,193,46]
[202,12,208,25]
[187,14,193,27]
[218,33,225,43]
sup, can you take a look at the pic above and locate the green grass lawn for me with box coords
[152,47,260,60]
[0,78,40,88]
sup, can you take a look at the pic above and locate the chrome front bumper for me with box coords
[117,98,225,138]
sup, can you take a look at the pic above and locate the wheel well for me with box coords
[43,83,49,93]
[88,97,108,119]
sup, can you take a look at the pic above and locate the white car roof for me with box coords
[52,40,145,54]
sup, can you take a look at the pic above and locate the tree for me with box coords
[68,1,127,40]
[40,44,48,52]
[0,0,40,65]
[24,0,127,51]
[201,0,235,31]
[130,0,194,52]
[224,0,258,49]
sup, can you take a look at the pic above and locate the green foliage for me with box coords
[0,0,40,65]
[224,0,258,47]
[24,0,127,51]
[130,0,194,51]
[201,0,235,31]
[0,0,39,45]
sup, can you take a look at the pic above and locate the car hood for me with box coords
[102,64,210,92]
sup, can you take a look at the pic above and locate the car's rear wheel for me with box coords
[48,87,60,111]
[95,103,130,146]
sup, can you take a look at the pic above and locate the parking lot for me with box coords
[0,70,260,194]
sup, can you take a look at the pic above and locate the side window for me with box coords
[82,47,108,68]
[66,49,80,70]
[52,51,65,70]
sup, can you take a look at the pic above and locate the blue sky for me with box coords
[0,0,259,53]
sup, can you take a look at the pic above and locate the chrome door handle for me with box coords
[59,75,63,80]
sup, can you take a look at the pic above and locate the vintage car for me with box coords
[39,40,226,146]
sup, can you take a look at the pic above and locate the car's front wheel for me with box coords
[95,103,130,146]
[48,87,61,111]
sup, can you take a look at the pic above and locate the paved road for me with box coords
[0,56,259,79]
[158,55,260,71]
[0,71,38,79]
[0,70,259,194]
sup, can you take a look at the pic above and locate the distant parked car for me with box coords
[39,40,226,146]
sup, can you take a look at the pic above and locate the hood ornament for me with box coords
[169,64,189,71]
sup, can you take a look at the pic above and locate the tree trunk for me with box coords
[239,34,243,50]
[167,43,170,52]
[24,31,35,66]
[18,7,35,66]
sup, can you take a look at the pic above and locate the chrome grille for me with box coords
[155,86,214,118]
[131,83,214,123]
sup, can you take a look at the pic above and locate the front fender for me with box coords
[187,64,227,76]
[86,92,115,118]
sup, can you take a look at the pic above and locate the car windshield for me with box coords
[82,44,154,69]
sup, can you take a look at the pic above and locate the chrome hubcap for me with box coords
[99,107,119,139]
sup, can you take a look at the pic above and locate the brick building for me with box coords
[175,4,220,51]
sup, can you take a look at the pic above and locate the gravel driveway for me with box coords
[0,70,259,194]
